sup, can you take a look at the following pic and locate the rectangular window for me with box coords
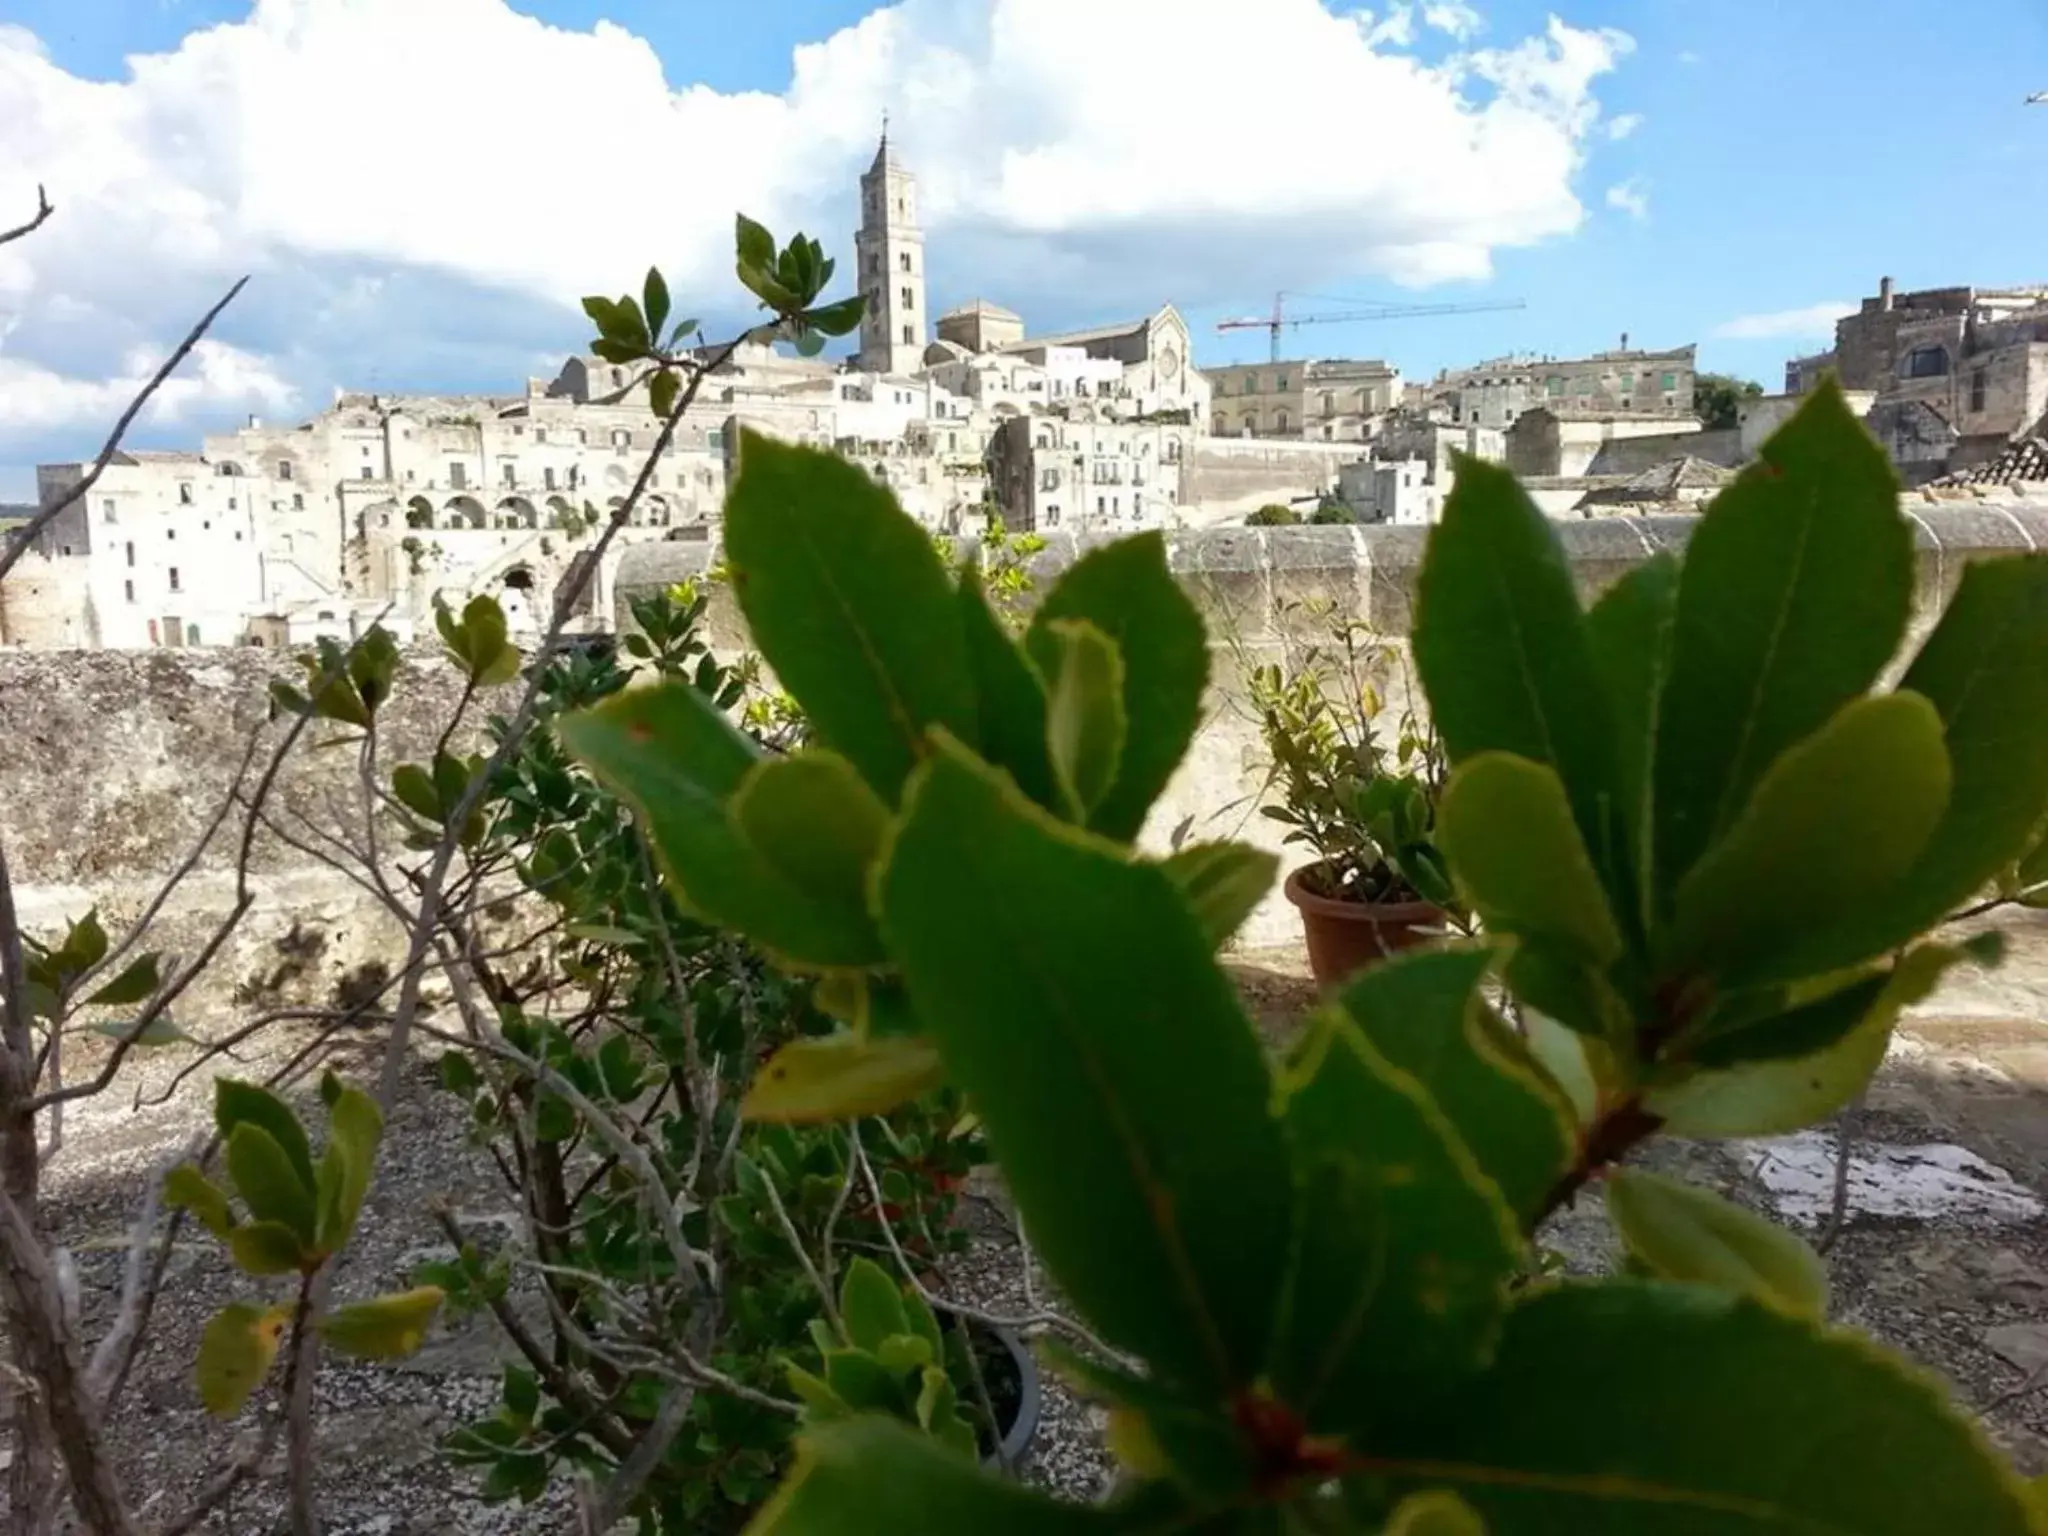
[544,467,557,490]
[900,286,914,309]
[292,493,303,510]
[1546,376,1563,396]
[1096,496,1105,515]
[278,461,293,481]
[1276,375,1289,391]
[178,483,193,505]
[707,430,724,451]
[166,529,175,541]
[125,542,135,568]
[168,567,181,592]
[1661,372,1678,392]
[1972,370,1988,413]
[123,579,135,603]
[502,462,516,486]
[899,252,912,272]
[902,324,914,344]
[102,498,116,523]
[449,462,467,489]
[535,428,547,444]
[1244,377,1258,395]
[360,467,372,480]
[612,429,630,448]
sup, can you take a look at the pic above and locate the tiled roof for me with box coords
[1931,436,2048,487]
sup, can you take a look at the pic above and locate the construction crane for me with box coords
[1217,291,1527,363]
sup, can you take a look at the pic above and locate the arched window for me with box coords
[1274,410,1291,434]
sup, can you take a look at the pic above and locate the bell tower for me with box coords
[855,128,926,375]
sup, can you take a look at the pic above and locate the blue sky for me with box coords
[2,0,2046,497]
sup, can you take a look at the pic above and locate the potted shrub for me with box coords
[1248,603,1460,983]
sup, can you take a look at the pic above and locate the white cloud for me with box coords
[1713,302,1856,341]
[0,339,295,441]
[1677,48,1702,65]
[1605,178,1649,220]
[0,0,1633,429]
[1607,111,1642,140]
[1421,2,1484,40]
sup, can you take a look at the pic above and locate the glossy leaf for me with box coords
[642,265,671,343]
[227,1219,309,1276]
[164,1165,236,1239]
[1839,553,2048,946]
[82,953,161,1008]
[1160,841,1278,949]
[731,751,890,952]
[225,1124,316,1243]
[1652,381,1912,901]
[1587,553,1680,919]
[1676,971,1889,1070]
[957,571,1061,813]
[315,1079,383,1252]
[724,431,976,802]
[735,214,776,272]
[1334,947,1575,1223]
[318,1287,446,1360]
[391,763,440,823]
[879,737,1291,1392]
[1412,458,1621,899]
[839,1258,911,1354]
[196,1302,289,1416]
[1026,533,1208,842]
[741,1034,945,1122]
[215,1079,316,1192]
[560,681,882,967]
[1436,753,1623,968]
[1373,1282,2035,1534]
[1271,1010,1519,1432]
[749,1416,1127,1535]
[1041,619,1127,820]
[1662,692,1950,986]
[1605,1167,1828,1321]
[1648,943,1963,1137]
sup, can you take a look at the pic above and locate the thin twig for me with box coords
[1815,1093,1864,1256]
[0,277,249,586]
[0,184,52,248]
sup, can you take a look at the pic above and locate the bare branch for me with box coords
[0,277,250,586]
[0,184,53,249]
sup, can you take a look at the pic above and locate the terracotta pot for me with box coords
[1282,862,1446,987]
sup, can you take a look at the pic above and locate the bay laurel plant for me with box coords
[561,363,2048,1528]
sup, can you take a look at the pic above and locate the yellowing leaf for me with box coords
[318,1287,445,1360]
[742,1034,945,1122]
[196,1302,289,1416]
[731,750,890,943]
[227,1219,310,1276]
[1605,1167,1828,1321]
[164,1164,235,1239]
[1386,1490,1487,1535]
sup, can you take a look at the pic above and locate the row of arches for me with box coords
[388,494,696,532]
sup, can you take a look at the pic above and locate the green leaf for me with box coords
[735,214,776,272]
[318,1287,446,1360]
[90,1016,186,1048]
[957,570,1061,813]
[1435,753,1623,968]
[750,1417,1125,1535]
[215,1079,316,1190]
[315,1080,383,1252]
[805,295,866,337]
[877,1333,933,1374]
[195,1302,289,1416]
[391,762,440,823]
[1372,1282,2035,1534]
[838,1257,911,1353]
[164,1165,235,1239]
[1026,533,1208,842]
[1412,457,1622,907]
[724,431,977,802]
[823,1349,907,1414]
[225,1124,317,1242]
[1333,947,1575,1223]
[1841,554,2048,946]
[227,1219,309,1276]
[1605,1167,1828,1321]
[879,737,1291,1392]
[559,681,883,967]
[741,1034,945,1122]
[82,953,160,1008]
[649,367,680,421]
[1160,841,1278,949]
[1648,943,1964,1137]
[1652,381,1912,901]
[1385,1491,1487,1536]
[1040,618,1127,820]
[1270,1009,1519,1433]
[642,266,670,344]
[1662,692,1951,986]
[60,908,110,974]
[730,750,890,959]
[784,1362,847,1418]
[1587,554,1680,921]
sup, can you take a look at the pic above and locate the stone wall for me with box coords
[0,647,476,1024]
[1183,439,1357,524]
[6,498,2046,1031]
[611,496,2048,948]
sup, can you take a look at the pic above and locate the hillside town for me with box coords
[4,135,2046,651]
